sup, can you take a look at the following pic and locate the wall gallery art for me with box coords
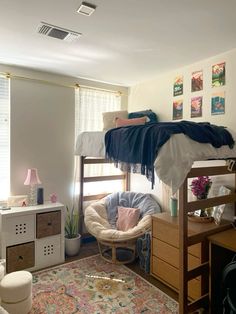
[191,96,202,118]
[173,75,183,96]
[211,92,225,115]
[191,70,203,92]
[212,62,226,87]
[173,99,183,120]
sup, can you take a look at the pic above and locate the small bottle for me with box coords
[37,187,44,205]
[170,196,178,217]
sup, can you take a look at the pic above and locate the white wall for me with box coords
[128,48,236,206]
[0,64,128,207]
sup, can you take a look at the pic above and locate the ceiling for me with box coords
[0,0,236,86]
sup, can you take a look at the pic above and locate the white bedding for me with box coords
[75,130,236,193]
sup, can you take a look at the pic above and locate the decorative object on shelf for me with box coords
[24,168,41,206]
[65,206,81,257]
[190,176,212,219]
[188,213,214,223]
[37,187,44,205]
[213,186,231,225]
[7,195,28,207]
[190,176,212,200]
[50,193,57,203]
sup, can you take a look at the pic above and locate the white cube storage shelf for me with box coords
[0,203,65,273]
[35,235,61,269]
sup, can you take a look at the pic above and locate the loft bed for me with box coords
[75,121,236,313]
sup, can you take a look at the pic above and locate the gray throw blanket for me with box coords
[105,191,161,227]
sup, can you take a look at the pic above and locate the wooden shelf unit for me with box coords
[178,164,236,313]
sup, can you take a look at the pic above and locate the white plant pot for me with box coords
[65,234,81,257]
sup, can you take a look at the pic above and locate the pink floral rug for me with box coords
[31,254,178,313]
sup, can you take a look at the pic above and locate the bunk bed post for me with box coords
[179,177,188,314]
[125,172,130,191]
[79,156,85,234]
[235,171,236,216]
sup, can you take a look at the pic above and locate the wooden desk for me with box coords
[208,228,236,314]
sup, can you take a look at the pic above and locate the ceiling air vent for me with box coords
[77,2,96,16]
[37,22,82,42]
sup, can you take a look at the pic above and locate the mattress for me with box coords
[75,130,236,193]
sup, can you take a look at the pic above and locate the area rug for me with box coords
[30,254,178,314]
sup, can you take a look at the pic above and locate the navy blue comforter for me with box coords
[105,121,234,186]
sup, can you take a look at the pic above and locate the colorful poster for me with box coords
[211,92,225,115]
[173,75,183,96]
[212,62,226,87]
[191,70,203,92]
[173,99,183,120]
[191,96,202,118]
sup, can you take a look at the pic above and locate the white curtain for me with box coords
[75,87,121,139]
[74,87,123,198]
[0,76,10,201]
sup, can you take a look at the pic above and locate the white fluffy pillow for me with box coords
[103,110,128,131]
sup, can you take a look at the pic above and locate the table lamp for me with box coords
[24,168,41,206]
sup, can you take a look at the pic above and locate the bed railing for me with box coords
[79,156,130,234]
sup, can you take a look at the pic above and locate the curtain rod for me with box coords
[0,71,124,95]
[75,83,122,95]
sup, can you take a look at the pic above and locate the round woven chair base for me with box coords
[98,240,136,265]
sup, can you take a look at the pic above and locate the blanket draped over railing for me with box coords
[105,121,235,187]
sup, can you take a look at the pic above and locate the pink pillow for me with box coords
[116,207,140,231]
[115,116,146,127]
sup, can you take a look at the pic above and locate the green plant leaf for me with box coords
[65,205,79,238]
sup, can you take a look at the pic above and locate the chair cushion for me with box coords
[116,207,140,231]
[84,192,161,242]
[106,191,161,227]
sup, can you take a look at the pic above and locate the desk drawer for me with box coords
[152,238,200,270]
[152,256,201,300]
[152,220,201,258]
[153,219,178,247]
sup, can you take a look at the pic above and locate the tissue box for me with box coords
[7,195,29,207]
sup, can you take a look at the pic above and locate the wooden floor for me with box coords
[66,239,178,302]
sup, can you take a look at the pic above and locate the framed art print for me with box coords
[211,92,225,115]
[173,75,183,96]
[212,62,226,87]
[191,96,202,118]
[173,99,183,120]
[191,70,203,92]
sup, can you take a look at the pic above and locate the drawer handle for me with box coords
[18,255,23,260]
[48,222,52,226]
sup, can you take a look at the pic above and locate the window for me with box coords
[75,87,121,138]
[75,87,123,196]
[0,76,10,200]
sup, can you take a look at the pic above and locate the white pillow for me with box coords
[103,110,128,131]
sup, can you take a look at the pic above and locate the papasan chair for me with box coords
[84,191,161,264]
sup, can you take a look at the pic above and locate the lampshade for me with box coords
[24,168,41,186]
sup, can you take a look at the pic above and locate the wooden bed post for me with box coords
[179,177,188,314]
[79,156,84,234]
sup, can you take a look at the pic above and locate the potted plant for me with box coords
[65,205,81,257]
